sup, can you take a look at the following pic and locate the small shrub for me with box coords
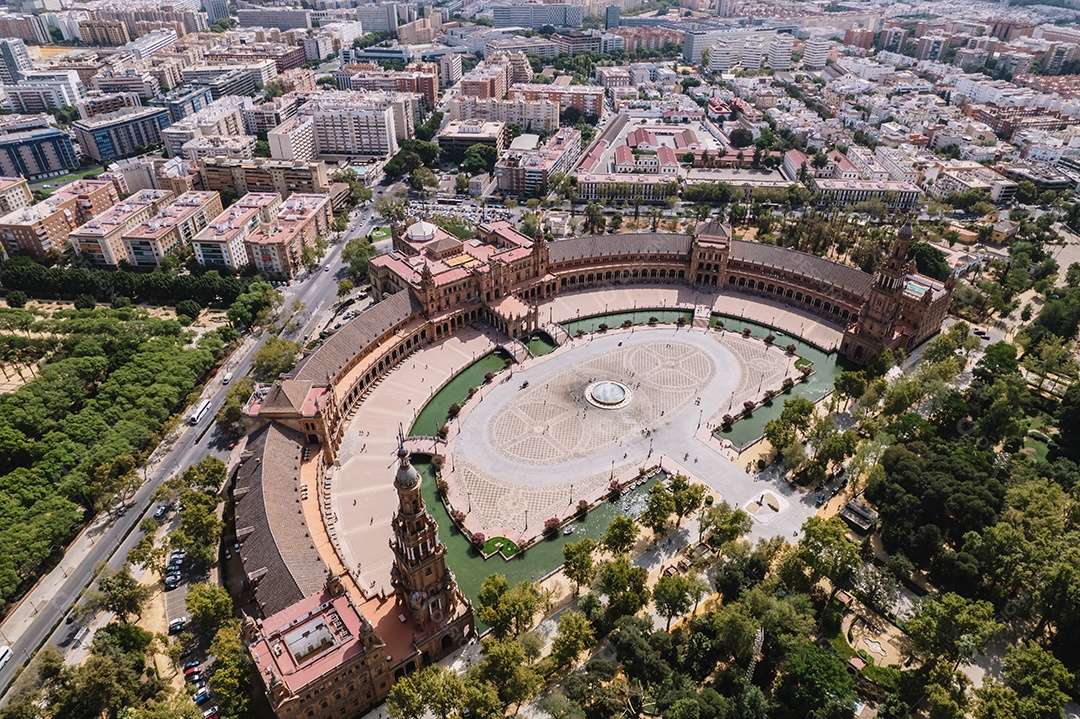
[451,509,466,523]
[648,316,658,324]
[742,327,752,337]
[621,319,633,328]
[608,479,622,498]
[543,517,561,536]
[785,343,797,353]
[763,389,777,404]
[471,532,485,548]
[676,316,687,326]
[437,424,449,439]
[715,319,724,329]
[432,456,446,473]
[704,495,714,506]
[484,371,494,383]
[764,333,775,344]
[111,296,132,309]
[782,377,795,392]
[742,400,755,415]
[5,290,27,308]
[447,402,461,418]
[467,386,476,398]
[598,322,609,332]
[800,365,812,376]
[576,499,589,516]
[73,294,96,310]
[575,329,586,337]
[721,413,734,427]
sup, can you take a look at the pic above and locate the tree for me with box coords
[599,556,650,619]
[208,620,254,719]
[563,538,597,596]
[775,641,855,718]
[670,475,706,527]
[337,278,354,297]
[215,375,255,436]
[251,336,301,380]
[455,173,470,194]
[469,637,541,710]
[550,610,594,667]
[462,144,499,175]
[729,128,753,148]
[373,195,407,223]
[698,501,751,544]
[583,202,605,235]
[185,583,233,635]
[974,642,1073,719]
[1014,180,1038,205]
[5,291,27,308]
[253,140,271,158]
[387,664,501,719]
[175,299,201,320]
[342,236,374,279]
[477,575,539,639]
[410,166,439,195]
[653,574,693,629]
[796,516,860,596]
[602,515,638,555]
[642,483,675,538]
[907,592,1001,666]
[84,564,150,623]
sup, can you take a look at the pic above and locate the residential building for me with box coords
[437,119,506,158]
[4,71,87,114]
[448,96,559,133]
[709,41,732,73]
[877,27,907,53]
[802,38,830,70]
[0,38,32,85]
[76,92,141,120]
[69,188,175,266]
[121,190,222,266]
[767,33,794,70]
[609,26,682,54]
[244,95,301,136]
[91,69,160,100]
[0,177,31,213]
[161,97,249,158]
[606,5,620,29]
[149,85,215,124]
[508,83,604,118]
[78,18,130,46]
[0,179,118,259]
[183,60,278,91]
[191,191,280,268]
[190,68,257,99]
[244,193,331,278]
[118,28,178,60]
[811,178,922,210]
[277,69,317,94]
[237,7,310,29]
[73,106,172,161]
[492,4,583,29]
[460,58,510,100]
[915,34,946,61]
[844,27,874,50]
[343,62,439,107]
[183,134,256,162]
[0,114,79,180]
[439,53,462,88]
[495,127,581,196]
[303,35,334,63]
[268,115,316,161]
[205,0,229,25]
[483,37,558,58]
[353,3,399,34]
[199,157,331,199]
[205,43,305,73]
[304,92,402,159]
[553,31,602,56]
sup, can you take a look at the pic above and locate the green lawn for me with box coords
[32,168,103,190]
[482,536,520,558]
[370,226,391,241]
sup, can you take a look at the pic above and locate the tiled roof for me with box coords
[259,379,312,414]
[730,240,873,294]
[548,233,692,263]
[234,423,327,617]
[293,289,423,383]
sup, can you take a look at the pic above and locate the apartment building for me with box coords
[72,106,172,161]
[245,193,332,278]
[192,192,281,268]
[484,37,558,58]
[507,83,604,118]
[190,68,257,99]
[576,172,677,202]
[183,134,255,162]
[0,38,33,85]
[0,114,79,180]
[301,93,402,159]
[437,119,506,158]
[205,43,306,73]
[78,18,130,46]
[122,190,222,267]
[69,188,175,266]
[76,92,142,120]
[448,96,559,133]
[492,4,583,29]
[183,60,278,91]
[811,178,923,210]
[495,127,581,196]
[845,145,891,181]
[268,115,316,162]
[244,95,301,137]
[161,97,250,158]
[149,85,215,124]
[460,60,510,101]
[0,177,31,214]
[199,157,331,199]
[342,62,439,107]
[118,28,178,61]
[439,53,463,88]
[91,69,160,100]
[236,8,311,30]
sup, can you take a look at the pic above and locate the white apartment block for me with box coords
[305,94,399,158]
[161,97,251,158]
[768,33,794,70]
[448,96,560,133]
[268,115,316,161]
[303,35,334,62]
[118,28,177,60]
[874,145,928,184]
[192,192,281,268]
[439,54,462,88]
[845,145,891,181]
[802,38,830,70]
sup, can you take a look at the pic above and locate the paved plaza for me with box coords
[331,286,831,600]
[446,327,807,544]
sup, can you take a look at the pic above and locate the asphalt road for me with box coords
[0,208,375,700]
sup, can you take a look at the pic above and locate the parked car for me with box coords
[154,505,168,519]
[186,672,204,685]
[193,689,212,705]
[184,664,202,677]
[164,573,182,589]
[168,617,188,635]
[184,660,202,671]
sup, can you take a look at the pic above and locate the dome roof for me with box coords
[406,220,438,243]
[395,445,419,489]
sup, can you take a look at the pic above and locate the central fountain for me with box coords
[585,380,633,409]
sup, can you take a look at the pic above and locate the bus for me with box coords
[190,399,212,426]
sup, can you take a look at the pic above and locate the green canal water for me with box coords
[414,457,659,606]
[562,309,694,335]
[410,351,512,436]
[526,332,558,357]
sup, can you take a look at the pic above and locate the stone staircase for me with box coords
[693,304,712,329]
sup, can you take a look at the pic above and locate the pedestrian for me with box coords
[353,500,357,506]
